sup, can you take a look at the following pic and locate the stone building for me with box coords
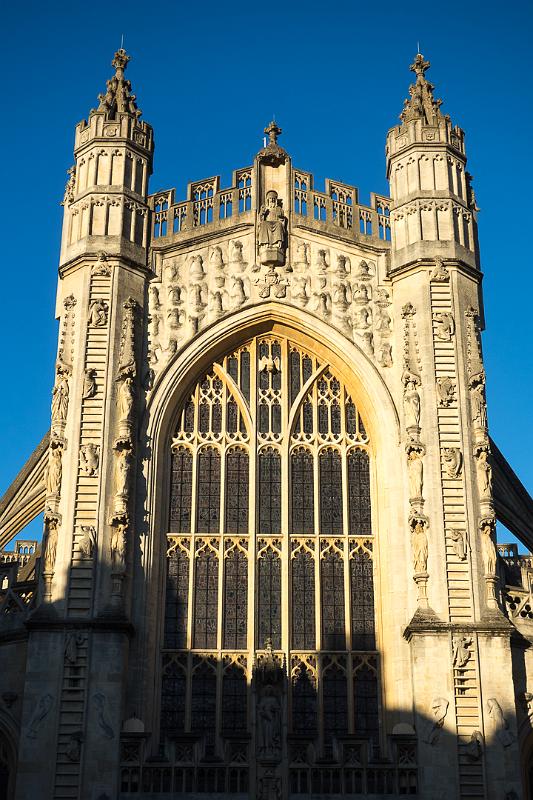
[0,48,532,800]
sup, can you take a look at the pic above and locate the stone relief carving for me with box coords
[487,698,515,747]
[51,372,70,425]
[436,376,455,407]
[377,342,392,367]
[82,368,97,399]
[78,525,96,560]
[149,285,161,308]
[110,522,127,573]
[430,257,450,282]
[93,693,114,739]
[469,372,488,430]
[43,516,59,576]
[410,514,428,576]
[406,443,425,504]
[256,265,289,299]
[257,686,282,760]
[61,165,76,206]
[452,635,472,668]
[79,443,100,477]
[258,190,287,267]
[65,732,83,762]
[229,239,245,268]
[65,632,85,665]
[443,447,463,478]
[474,445,492,500]
[230,276,248,309]
[479,516,497,577]
[422,697,449,745]
[92,251,111,276]
[434,312,455,341]
[447,528,467,561]
[25,694,54,739]
[465,731,483,762]
[45,445,63,497]
[88,299,109,327]
[402,370,421,434]
[258,768,281,800]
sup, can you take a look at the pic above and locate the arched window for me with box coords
[161,336,378,789]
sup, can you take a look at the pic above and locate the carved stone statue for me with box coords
[258,190,287,266]
[402,370,421,430]
[411,519,428,574]
[25,694,54,739]
[423,697,449,745]
[447,528,467,561]
[168,285,181,305]
[374,306,391,331]
[79,443,100,477]
[230,276,247,309]
[465,730,483,762]
[51,375,69,423]
[46,447,63,496]
[443,447,463,478]
[82,368,97,400]
[436,376,455,407]
[78,526,96,560]
[452,635,472,668]
[257,686,282,759]
[487,698,515,747]
[475,448,492,499]
[43,524,58,573]
[434,312,455,341]
[88,299,108,327]
[114,449,132,499]
[480,519,497,576]
[407,446,424,501]
[93,692,114,739]
[149,285,161,309]
[65,632,85,665]
[110,523,127,573]
[117,377,135,422]
[470,379,488,428]
[378,342,392,367]
[229,239,244,265]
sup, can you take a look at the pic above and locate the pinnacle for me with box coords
[97,48,142,120]
[400,52,443,126]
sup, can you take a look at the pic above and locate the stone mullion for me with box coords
[281,338,290,659]
[248,339,258,660]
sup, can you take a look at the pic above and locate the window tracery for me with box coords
[162,335,380,787]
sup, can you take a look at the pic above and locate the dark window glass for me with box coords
[318,404,329,435]
[323,661,348,741]
[331,402,341,434]
[319,450,343,535]
[225,449,249,534]
[258,550,281,648]
[292,551,316,649]
[212,402,222,434]
[302,355,313,383]
[191,660,217,744]
[291,450,314,534]
[196,448,220,533]
[290,351,301,406]
[303,401,313,434]
[223,550,248,649]
[228,356,238,384]
[348,451,371,535]
[226,399,238,433]
[353,663,379,746]
[321,552,345,649]
[346,401,357,435]
[199,402,209,434]
[258,450,281,534]
[169,449,192,532]
[222,664,247,733]
[184,400,195,432]
[271,343,282,391]
[160,656,186,733]
[193,551,218,648]
[272,403,282,434]
[350,550,375,650]
[292,664,317,734]
[165,549,189,648]
[240,351,250,402]
[259,403,269,434]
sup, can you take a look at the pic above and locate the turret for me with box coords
[386,54,478,270]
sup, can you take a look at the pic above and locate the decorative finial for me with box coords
[410,52,431,78]
[400,52,443,126]
[264,120,282,145]
[96,48,141,120]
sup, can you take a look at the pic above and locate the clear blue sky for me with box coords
[1,0,531,549]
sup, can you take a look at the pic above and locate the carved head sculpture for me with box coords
[265,190,278,208]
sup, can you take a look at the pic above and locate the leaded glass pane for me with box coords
[258,551,281,648]
[222,664,247,733]
[258,450,281,534]
[290,350,301,406]
[184,399,195,432]
[272,402,281,434]
[292,551,316,649]
[271,343,282,391]
[321,552,345,650]
[291,450,314,534]
[225,450,249,534]
[223,551,248,649]
[353,662,379,745]
[240,351,250,402]
[193,551,218,648]
[319,450,343,535]
[165,549,189,648]
[169,449,192,532]
[191,660,217,744]
[161,657,187,733]
[331,402,341,434]
[323,661,348,741]
[350,550,375,650]
[346,400,357,435]
[196,448,220,533]
[348,450,371,535]
[292,664,317,733]
[199,402,209,434]
[212,402,222,433]
[228,356,238,383]
[303,401,313,434]
[227,399,237,433]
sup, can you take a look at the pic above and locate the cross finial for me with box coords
[410,52,430,79]
[264,120,282,145]
[112,47,131,75]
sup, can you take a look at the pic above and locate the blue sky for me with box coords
[1,0,531,549]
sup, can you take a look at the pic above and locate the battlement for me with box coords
[149,167,391,246]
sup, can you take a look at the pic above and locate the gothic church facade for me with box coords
[0,49,532,800]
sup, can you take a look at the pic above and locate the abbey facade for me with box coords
[0,49,532,800]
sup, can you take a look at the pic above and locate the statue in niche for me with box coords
[149,285,161,309]
[93,692,115,739]
[487,698,515,747]
[480,518,497,576]
[114,449,132,499]
[168,308,182,329]
[82,368,97,400]
[65,632,85,665]
[465,731,483,762]
[475,447,492,499]
[211,290,224,318]
[443,447,463,478]
[230,276,247,309]
[80,443,100,477]
[51,374,69,423]
[447,529,467,561]
[423,697,449,745]
[46,447,62,495]
[436,376,455,407]
[374,306,391,332]
[257,686,282,759]
[411,518,428,574]
[354,306,371,329]
[88,299,108,327]
[470,378,488,428]
[402,370,421,431]
[189,255,205,282]
[434,312,455,341]
[117,376,135,423]
[452,635,472,669]
[110,523,127,573]
[378,342,392,367]
[78,526,96,560]
[25,694,54,739]
[168,285,182,305]
[258,190,287,266]
[407,445,424,501]
[43,524,58,573]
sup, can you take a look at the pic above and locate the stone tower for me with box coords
[0,50,531,800]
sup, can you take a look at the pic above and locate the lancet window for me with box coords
[161,335,380,790]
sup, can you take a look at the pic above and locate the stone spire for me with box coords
[400,53,443,125]
[96,48,141,119]
[257,119,288,164]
